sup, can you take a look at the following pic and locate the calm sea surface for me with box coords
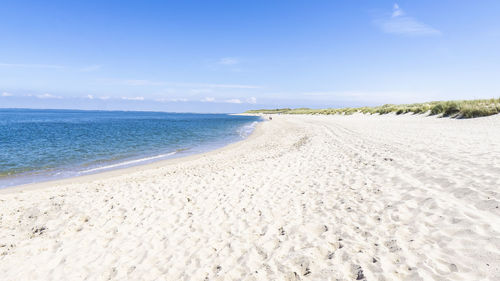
[0,109,260,188]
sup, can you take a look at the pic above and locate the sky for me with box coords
[1,0,500,113]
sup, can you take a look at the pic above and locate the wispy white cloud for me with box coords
[218,57,239,65]
[201,97,216,102]
[1,92,13,97]
[121,96,145,101]
[173,98,189,102]
[86,95,94,99]
[170,98,189,102]
[246,97,257,104]
[224,99,243,104]
[201,97,257,104]
[37,93,62,99]
[80,65,102,72]
[392,3,404,17]
[155,97,189,102]
[0,63,64,69]
[169,98,189,102]
[375,3,440,36]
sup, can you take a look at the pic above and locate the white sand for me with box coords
[1,114,499,280]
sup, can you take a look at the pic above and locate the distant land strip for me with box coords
[245,98,500,118]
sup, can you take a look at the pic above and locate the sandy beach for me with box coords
[1,114,499,280]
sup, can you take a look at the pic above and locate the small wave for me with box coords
[237,121,258,138]
[80,151,177,174]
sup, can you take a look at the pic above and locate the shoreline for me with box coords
[0,110,261,190]
[0,120,265,194]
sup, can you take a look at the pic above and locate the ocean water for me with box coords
[0,109,261,188]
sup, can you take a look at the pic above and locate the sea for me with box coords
[0,108,261,188]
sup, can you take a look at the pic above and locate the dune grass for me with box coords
[245,98,500,118]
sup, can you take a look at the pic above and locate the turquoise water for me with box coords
[0,109,260,188]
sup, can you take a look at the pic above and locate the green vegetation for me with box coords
[245,98,500,119]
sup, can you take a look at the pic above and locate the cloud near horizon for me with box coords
[1,89,260,106]
[201,97,257,104]
[121,96,145,101]
[224,99,243,104]
[36,93,62,99]
[246,97,257,104]
[375,3,440,36]
[200,97,216,102]
[164,98,189,102]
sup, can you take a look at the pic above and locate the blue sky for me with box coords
[1,0,499,112]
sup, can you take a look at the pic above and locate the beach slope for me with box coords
[1,114,499,280]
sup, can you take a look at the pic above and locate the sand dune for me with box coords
[1,114,499,280]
